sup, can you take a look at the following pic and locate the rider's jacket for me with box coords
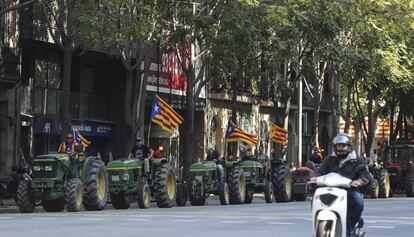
[318,151,372,190]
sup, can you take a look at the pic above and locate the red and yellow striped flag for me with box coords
[151,95,184,134]
[225,120,258,147]
[270,122,288,145]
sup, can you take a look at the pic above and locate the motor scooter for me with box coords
[311,172,365,237]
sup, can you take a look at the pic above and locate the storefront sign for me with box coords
[35,117,113,137]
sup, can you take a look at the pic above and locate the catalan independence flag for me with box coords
[225,120,258,147]
[151,95,184,134]
[73,129,91,148]
[270,122,288,145]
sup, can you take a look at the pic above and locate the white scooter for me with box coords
[311,172,365,237]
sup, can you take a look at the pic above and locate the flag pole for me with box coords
[147,121,152,146]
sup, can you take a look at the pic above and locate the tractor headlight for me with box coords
[122,173,130,181]
[45,166,53,171]
[33,166,41,171]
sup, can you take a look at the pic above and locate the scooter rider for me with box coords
[317,133,372,237]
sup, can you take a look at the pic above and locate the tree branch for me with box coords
[0,0,37,16]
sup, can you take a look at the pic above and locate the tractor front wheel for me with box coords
[264,181,274,203]
[83,159,109,211]
[16,180,35,213]
[272,165,292,203]
[370,179,379,199]
[153,163,176,208]
[65,178,83,212]
[110,192,130,209]
[137,182,150,209]
[219,182,229,205]
[176,183,188,207]
[406,177,414,197]
[379,171,390,198]
[244,187,254,204]
[228,166,246,205]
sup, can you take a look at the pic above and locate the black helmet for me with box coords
[333,133,352,158]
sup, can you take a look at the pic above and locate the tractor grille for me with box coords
[32,163,58,179]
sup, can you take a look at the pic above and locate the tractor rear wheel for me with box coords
[264,181,274,203]
[83,159,108,211]
[370,179,379,199]
[153,163,176,208]
[379,171,390,198]
[244,187,254,204]
[228,166,246,205]
[272,165,292,203]
[292,193,307,201]
[176,183,188,207]
[219,182,229,205]
[65,178,83,212]
[42,198,65,212]
[16,180,35,213]
[137,182,150,209]
[110,192,130,209]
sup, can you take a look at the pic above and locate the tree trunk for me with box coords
[390,99,395,142]
[182,67,195,182]
[312,61,327,147]
[329,63,337,136]
[59,47,74,142]
[365,91,376,157]
[344,82,353,133]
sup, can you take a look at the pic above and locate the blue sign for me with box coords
[35,117,113,137]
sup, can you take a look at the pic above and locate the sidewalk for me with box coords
[0,199,19,214]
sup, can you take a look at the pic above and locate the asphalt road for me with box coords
[1,196,413,237]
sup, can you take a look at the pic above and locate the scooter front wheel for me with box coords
[316,220,334,237]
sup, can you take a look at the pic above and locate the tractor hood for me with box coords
[107,159,141,171]
[239,160,263,169]
[32,153,70,167]
[190,160,217,171]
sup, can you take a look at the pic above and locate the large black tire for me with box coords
[378,171,390,198]
[316,220,334,237]
[153,163,176,208]
[176,183,188,207]
[219,182,229,205]
[137,182,150,209]
[42,198,65,212]
[264,181,274,203]
[16,180,35,213]
[83,159,109,211]
[272,165,292,203]
[370,179,379,199]
[228,166,246,205]
[65,178,83,212]
[244,187,254,204]
[110,192,130,209]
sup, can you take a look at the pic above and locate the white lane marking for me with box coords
[0,217,13,220]
[170,215,196,218]
[77,218,103,221]
[126,218,151,222]
[173,219,196,223]
[366,226,395,229]
[220,220,246,224]
[32,217,57,220]
[268,222,295,225]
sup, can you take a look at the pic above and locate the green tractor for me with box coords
[367,160,390,199]
[240,157,292,203]
[107,150,176,209]
[186,149,245,206]
[17,153,108,213]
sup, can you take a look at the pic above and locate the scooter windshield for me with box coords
[316,172,351,188]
